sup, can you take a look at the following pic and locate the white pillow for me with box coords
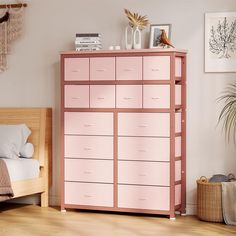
[0,124,31,159]
[20,142,34,158]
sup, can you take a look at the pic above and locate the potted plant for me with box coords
[218,83,236,143]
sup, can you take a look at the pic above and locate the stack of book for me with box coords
[75,33,102,51]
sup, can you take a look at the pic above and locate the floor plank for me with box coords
[0,203,235,236]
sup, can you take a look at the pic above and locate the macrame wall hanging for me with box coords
[0,2,27,72]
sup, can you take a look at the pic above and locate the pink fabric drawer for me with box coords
[175,160,181,182]
[116,85,142,108]
[118,161,170,186]
[90,85,115,108]
[175,113,181,133]
[143,85,181,108]
[118,185,170,211]
[118,137,170,161]
[118,113,170,137]
[65,182,113,207]
[175,57,182,77]
[116,57,142,80]
[64,58,89,81]
[175,85,181,105]
[64,85,89,108]
[175,184,181,206]
[65,112,113,135]
[90,57,115,80]
[65,159,113,183]
[64,136,113,159]
[175,137,181,157]
[143,85,170,108]
[143,56,170,80]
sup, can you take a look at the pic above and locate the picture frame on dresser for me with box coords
[205,12,236,72]
[149,24,172,48]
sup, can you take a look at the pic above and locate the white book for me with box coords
[76,48,101,51]
[75,44,102,48]
[76,33,101,37]
[75,41,101,45]
[76,37,101,42]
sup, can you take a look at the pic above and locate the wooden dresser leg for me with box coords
[41,191,48,207]
[170,211,176,220]
[180,204,186,215]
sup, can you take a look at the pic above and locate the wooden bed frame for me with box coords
[0,108,52,207]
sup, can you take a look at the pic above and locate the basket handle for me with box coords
[199,176,208,183]
[228,173,236,181]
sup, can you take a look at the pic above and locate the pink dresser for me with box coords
[61,49,187,219]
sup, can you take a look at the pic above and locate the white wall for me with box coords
[1,0,236,214]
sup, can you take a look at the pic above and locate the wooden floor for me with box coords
[0,204,236,236]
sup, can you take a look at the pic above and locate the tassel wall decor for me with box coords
[0,3,26,72]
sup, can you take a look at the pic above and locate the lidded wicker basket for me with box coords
[196,176,223,222]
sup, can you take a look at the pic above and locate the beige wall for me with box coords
[1,0,236,214]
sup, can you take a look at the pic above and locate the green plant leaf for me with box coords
[217,82,236,144]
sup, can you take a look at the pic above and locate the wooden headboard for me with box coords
[0,108,52,205]
[0,108,52,167]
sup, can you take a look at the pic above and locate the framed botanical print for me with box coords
[205,12,236,72]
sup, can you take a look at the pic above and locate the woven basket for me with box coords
[196,176,223,222]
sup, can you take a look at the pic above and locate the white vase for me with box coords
[133,27,141,49]
[125,25,133,50]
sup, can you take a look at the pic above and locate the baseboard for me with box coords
[186,203,197,215]
[49,195,60,206]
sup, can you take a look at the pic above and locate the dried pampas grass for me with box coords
[124,8,149,30]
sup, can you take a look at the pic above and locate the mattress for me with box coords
[1,158,40,182]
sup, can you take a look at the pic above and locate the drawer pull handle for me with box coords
[138,198,147,201]
[138,124,148,128]
[96,69,106,72]
[97,97,105,100]
[84,147,92,151]
[84,194,92,198]
[84,171,92,174]
[84,124,95,127]
[71,96,81,99]
[71,69,80,72]
[138,149,146,153]
[139,174,147,177]
[123,97,132,100]
[151,97,160,100]
[151,68,159,72]
[124,68,133,72]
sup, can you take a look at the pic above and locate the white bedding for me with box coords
[1,158,40,182]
